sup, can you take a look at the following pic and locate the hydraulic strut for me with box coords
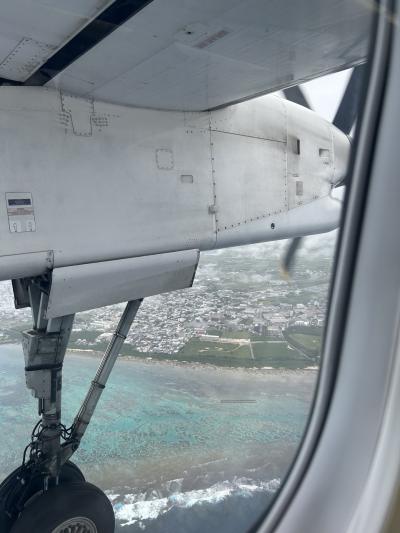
[62,299,143,461]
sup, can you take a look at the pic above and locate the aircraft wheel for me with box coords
[0,461,85,532]
[10,481,114,533]
[59,461,86,483]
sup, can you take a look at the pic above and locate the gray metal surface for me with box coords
[0,251,52,281]
[215,187,344,250]
[45,0,371,111]
[0,1,112,82]
[0,89,348,282]
[46,250,199,318]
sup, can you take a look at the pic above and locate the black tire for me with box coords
[58,460,86,484]
[10,481,114,533]
[0,461,85,532]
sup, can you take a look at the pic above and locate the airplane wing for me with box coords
[0,0,371,111]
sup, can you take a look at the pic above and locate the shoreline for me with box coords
[66,347,319,375]
[0,342,319,375]
[0,341,314,531]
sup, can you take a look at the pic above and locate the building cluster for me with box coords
[72,272,329,354]
[0,249,332,354]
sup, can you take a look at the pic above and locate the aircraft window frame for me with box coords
[255,0,395,530]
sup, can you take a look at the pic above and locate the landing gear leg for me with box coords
[22,286,74,482]
[0,276,143,532]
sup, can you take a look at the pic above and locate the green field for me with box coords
[251,341,311,369]
[169,336,311,369]
[67,329,314,369]
[181,338,250,357]
[217,330,252,340]
[283,326,323,359]
[290,333,321,352]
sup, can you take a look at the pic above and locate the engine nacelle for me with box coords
[0,87,349,290]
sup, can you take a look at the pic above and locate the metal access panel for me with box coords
[286,103,333,209]
[46,249,199,318]
[211,130,287,232]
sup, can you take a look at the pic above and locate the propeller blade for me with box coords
[281,237,302,278]
[283,86,311,109]
[333,64,365,134]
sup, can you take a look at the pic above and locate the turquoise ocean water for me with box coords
[0,344,315,532]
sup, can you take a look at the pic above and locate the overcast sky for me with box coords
[296,68,352,121]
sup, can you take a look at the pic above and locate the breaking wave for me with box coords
[108,477,280,528]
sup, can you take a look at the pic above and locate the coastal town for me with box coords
[0,237,335,366]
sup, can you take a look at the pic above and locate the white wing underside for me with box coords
[0,0,371,111]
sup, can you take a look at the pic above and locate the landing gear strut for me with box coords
[0,277,142,532]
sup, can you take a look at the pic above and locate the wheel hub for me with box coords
[51,516,97,533]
